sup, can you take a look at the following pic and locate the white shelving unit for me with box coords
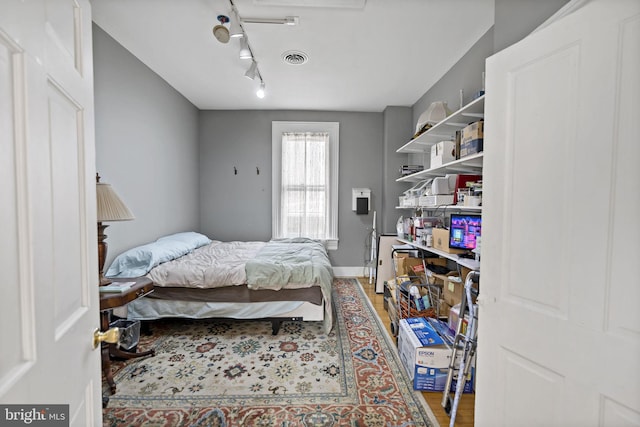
[397,95,485,154]
[395,95,485,211]
[396,237,480,271]
[395,205,482,212]
[397,152,483,183]
[394,95,485,267]
[396,95,484,184]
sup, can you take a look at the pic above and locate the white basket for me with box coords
[418,195,454,207]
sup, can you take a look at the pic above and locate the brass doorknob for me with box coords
[93,327,120,349]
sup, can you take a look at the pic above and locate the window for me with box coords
[272,122,339,249]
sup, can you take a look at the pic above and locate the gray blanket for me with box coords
[246,238,334,332]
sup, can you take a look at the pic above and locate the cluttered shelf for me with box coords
[397,95,485,154]
[396,237,480,271]
[396,205,482,212]
[397,152,483,183]
[382,238,479,416]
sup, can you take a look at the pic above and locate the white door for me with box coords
[0,0,101,425]
[477,0,640,426]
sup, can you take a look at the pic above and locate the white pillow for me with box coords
[157,231,211,250]
[105,240,194,278]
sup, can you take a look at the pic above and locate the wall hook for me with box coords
[234,167,237,175]
[256,166,260,175]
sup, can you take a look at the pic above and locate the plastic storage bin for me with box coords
[110,319,140,350]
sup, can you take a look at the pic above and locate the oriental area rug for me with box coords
[102,278,438,426]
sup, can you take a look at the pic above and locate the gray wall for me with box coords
[412,0,569,129]
[93,24,200,266]
[198,110,383,267]
[412,28,495,130]
[494,0,569,53]
[382,106,413,234]
[92,0,569,270]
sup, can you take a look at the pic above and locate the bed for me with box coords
[105,233,334,334]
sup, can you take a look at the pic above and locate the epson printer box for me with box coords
[397,317,474,392]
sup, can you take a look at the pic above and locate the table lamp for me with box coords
[96,174,135,286]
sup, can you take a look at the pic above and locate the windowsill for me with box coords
[325,239,338,251]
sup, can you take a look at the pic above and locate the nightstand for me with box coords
[100,277,155,395]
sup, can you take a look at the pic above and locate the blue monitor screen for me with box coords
[449,214,482,250]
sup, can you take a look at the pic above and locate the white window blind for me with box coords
[272,122,339,249]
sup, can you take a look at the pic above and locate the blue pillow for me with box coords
[105,240,194,278]
[157,231,211,250]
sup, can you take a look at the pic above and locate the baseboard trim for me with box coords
[333,266,372,278]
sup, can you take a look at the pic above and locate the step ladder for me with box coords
[441,270,479,426]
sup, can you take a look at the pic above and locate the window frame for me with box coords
[272,121,339,250]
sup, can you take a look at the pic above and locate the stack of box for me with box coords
[397,317,475,392]
[430,140,456,168]
[460,121,484,158]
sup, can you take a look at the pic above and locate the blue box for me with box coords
[397,318,475,393]
[460,139,483,157]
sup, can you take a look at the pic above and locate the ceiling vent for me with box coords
[282,50,309,65]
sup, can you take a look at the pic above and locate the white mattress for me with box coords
[127,298,324,322]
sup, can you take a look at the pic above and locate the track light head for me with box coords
[244,61,258,80]
[239,37,251,59]
[229,9,243,38]
[256,81,265,99]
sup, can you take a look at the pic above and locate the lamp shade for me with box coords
[96,182,135,222]
[416,101,452,132]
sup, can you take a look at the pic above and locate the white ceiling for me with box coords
[91,0,494,112]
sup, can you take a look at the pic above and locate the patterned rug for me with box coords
[102,278,438,426]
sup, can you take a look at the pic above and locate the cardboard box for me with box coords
[430,141,456,168]
[424,257,448,283]
[448,303,469,335]
[432,228,465,254]
[397,317,475,392]
[462,121,483,143]
[394,254,424,277]
[461,121,484,157]
[443,274,463,307]
[460,139,483,157]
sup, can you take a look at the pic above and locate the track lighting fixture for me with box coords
[242,16,299,25]
[212,0,294,99]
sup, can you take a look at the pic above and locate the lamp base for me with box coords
[98,222,111,286]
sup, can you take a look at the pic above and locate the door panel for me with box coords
[0,1,101,425]
[478,1,640,426]
[48,80,87,332]
[607,13,639,341]
[0,30,35,396]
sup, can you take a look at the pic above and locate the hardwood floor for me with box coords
[357,277,475,427]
